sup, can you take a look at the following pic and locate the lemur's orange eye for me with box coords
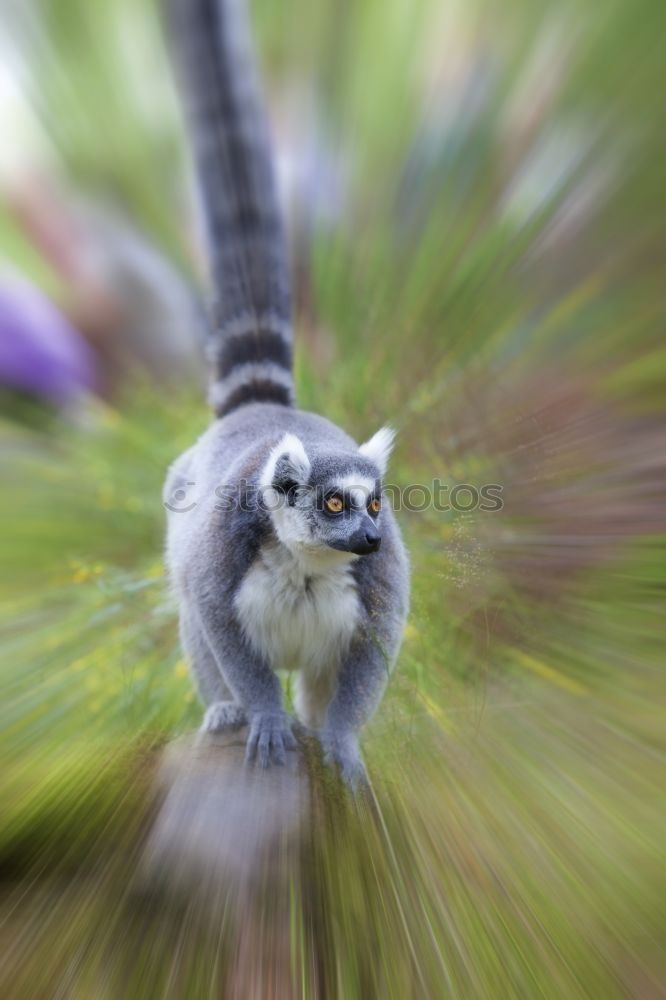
[325,495,344,514]
[369,497,382,515]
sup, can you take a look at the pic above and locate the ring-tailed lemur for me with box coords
[163,0,409,785]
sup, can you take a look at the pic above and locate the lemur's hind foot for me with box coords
[200,701,247,733]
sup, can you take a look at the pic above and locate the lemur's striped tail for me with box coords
[167,0,293,417]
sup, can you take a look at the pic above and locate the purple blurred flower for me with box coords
[0,278,97,407]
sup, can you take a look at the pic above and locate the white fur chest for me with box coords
[235,542,360,675]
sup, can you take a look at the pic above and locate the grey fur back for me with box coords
[166,0,293,416]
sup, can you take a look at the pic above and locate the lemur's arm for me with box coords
[194,590,296,766]
[321,630,394,787]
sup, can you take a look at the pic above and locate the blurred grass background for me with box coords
[0,0,664,996]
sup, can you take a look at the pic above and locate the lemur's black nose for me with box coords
[346,524,381,555]
[357,524,381,554]
[365,530,381,552]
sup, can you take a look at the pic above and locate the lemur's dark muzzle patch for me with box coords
[349,525,381,555]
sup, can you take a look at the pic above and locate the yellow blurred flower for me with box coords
[174,660,188,679]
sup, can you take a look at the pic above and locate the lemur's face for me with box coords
[307,463,383,556]
[260,429,394,560]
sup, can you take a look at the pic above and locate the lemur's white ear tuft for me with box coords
[261,432,311,489]
[359,426,395,477]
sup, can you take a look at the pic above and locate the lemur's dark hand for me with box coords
[246,710,296,767]
[320,730,368,789]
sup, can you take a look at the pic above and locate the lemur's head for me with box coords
[259,428,394,561]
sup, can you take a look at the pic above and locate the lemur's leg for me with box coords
[190,588,296,766]
[179,605,247,732]
[294,668,337,730]
[320,628,398,787]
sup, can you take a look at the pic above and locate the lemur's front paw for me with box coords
[246,710,297,767]
[320,730,368,789]
[200,701,247,732]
